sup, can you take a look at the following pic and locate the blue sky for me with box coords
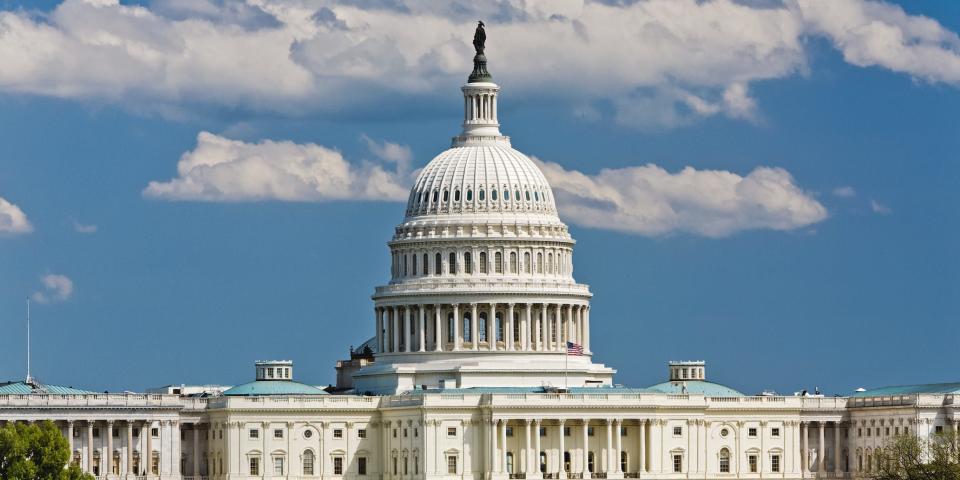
[0,0,958,395]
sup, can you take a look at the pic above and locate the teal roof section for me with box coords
[645,380,744,397]
[223,380,328,396]
[409,385,654,395]
[0,381,94,395]
[851,382,960,397]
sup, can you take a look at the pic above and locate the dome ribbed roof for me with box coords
[404,140,558,220]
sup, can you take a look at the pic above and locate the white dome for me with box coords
[404,138,559,220]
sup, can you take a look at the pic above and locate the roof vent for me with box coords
[668,360,706,382]
[255,360,293,381]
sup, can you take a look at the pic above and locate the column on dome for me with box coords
[534,307,542,351]
[488,303,496,351]
[554,304,563,351]
[434,305,443,351]
[522,304,531,351]
[583,306,591,354]
[507,304,515,351]
[418,306,426,352]
[392,306,400,353]
[376,307,383,353]
[404,306,412,353]
[453,304,461,351]
[471,303,479,350]
[542,304,550,351]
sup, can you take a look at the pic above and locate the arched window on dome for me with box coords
[510,252,518,273]
[449,252,457,274]
[495,312,504,342]
[447,313,455,343]
[423,254,430,276]
[412,254,418,276]
[466,190,473,202]
[537,253,543,274]
[479,190,485,201]
[515,190,521,201]
[442,190,449,203]
[547,253,553,274]
[524,252,531,274]
[435,253,442,276]
[403,254,408,277]
[525,190,531,201]
[534,191,539,202]
[502,189,509,201]
[454,189,461,202]
[478,313,487,343]
[464,252,472,274]
[495,252,503,273]
[479,252,488,274]
[513,312,520,343]
[491,189,497,201]
[464,312,473,342]
[432,190,439,204]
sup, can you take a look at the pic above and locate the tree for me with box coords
[0,421,94,480]
[873,431,960,480]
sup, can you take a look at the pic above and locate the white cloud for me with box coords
[0,0,955,127]
[0,196,33,236]
[143,132,410,202]
[870,199,892,214]
[31,274,74,304]
[833,186,856,198]
[535,159,827,237]
[799,0,960,86]
[72,220,97,233]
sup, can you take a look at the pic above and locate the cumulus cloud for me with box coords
[870,199,892,214]
[31,274,74,304]
[833,186,856,198]
[0,196,33,236]
[0,0,955,127]
[535,159,827,237]
[143,132,411,201]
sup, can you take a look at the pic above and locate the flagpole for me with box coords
[564,342,568,391]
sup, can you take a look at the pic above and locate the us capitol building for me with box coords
[1,25,957,480]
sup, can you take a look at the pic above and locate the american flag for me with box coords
[566,341,583,356]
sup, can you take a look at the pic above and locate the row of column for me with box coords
[465,91,497,123]
[375,303,590,355]
[799,420,845,475]
[49,419,178,477]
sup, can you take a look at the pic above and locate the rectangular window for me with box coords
[748,427,757,437]
[358,457,367,475]
[506,427,514,437]
[393,429,397,438]
[113,428,120,438]
[539,427,547,437]
[621,427,627,436]
[771,455,781,473]
[333,429,343,438]
[334,456,344,475]
[858,428,862,437]
[771,427,780,437]
[673,426,682,436]
[274,429,283,439]
[73,428,81,438]
[673,454,682,473]
[749,455,758,473]
[447,427,457,437]
[250,429,259,439]
[936,426,944,434]
[274,457,284,476]
[866,428,871,437]
[564,427,571,437]
[152,427,159,438]
[876,427,880,436]
[588,427,595,436]
[448,456,458,474]
[93,428,100,438]
[403,428,408,438]
[249,457,260,476]
[358,428,367,438]
[886,427,890,436]
[414,428,418,437]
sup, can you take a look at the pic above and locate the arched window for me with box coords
[526,190,531,201]
[564,451,571,473]
[479,190,485,201]
[547,253,553,274]
[447,313,455,343]
[479,252,488,274]
[303,450,315,476]
[442,190,449,202]
[403,254,408,276]
[534,191,539,201]
[620,451,628,473]
[496,312,504,342]
[513,313,520,343]
[588,452,595,473]
[464,252,472,274]
[454,190,461,202]
[449,252,457,274]
[464,313,473,342]
[435,253,442,276]
[478,313,487,343]
[524,252,531,273]
[466,190,473,202]
[506,452,514,474]
[412,254,418,276]
[495,252,503,273]
[510,252,518,273]
[503,189,510,202]
[537,253,543,273]
[432,190,438,203]
[492,189,498,201]
[720,448,730,473]
[515,190,521,201]
[423,254,429,276]
[539,452,547,473]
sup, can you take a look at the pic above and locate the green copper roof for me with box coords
[645,380,744,397]
[0,381,94,395]
[222,380,328,396]
[851,382,960,397]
